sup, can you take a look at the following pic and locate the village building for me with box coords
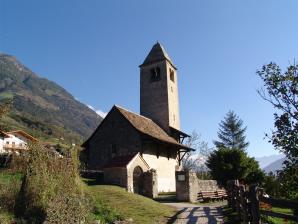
[0,131,9,154]
[1,130,37,154]
[82,43,193,196]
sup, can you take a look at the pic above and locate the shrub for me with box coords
[206,147,264,186]
[15,143,89,223]
[0,172,21,212]
[0,153,11,168]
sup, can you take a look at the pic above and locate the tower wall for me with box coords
[140,60,180,133]
[166,61,180,130]
[140,61,170,133]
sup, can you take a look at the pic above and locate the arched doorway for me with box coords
[133,166,144,194]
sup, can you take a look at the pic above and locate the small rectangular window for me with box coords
[6,141,9,145]
[150,67,161,82]
[12,142,15,146]
[112,144,117,154]
[170,69,175,82]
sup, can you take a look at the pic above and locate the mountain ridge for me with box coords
[255,154,284,168]
[263,158,286,173]
[0,53,102,143]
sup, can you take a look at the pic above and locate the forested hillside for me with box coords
[0,53,102,143]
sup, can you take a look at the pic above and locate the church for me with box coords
[82,42,193,197]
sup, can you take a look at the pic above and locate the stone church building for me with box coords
[82,43,193,197]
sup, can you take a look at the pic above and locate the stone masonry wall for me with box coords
[127,154,150,193]
[176,171,192,202]
[176,171,223,203]
[143,170,158,198]
[197,180,221,191]
[140,61,170,133]
[87,107,142,170]
[166,61,180,130]
[103,167,127,187]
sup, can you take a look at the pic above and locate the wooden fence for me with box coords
[227,180,298,223]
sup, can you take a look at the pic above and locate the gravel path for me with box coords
[163,202,224,224]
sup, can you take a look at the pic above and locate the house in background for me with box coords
[0,131,10,154]
[2,130,37,154]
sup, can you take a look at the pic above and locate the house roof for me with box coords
[0,131,9,138]
[6,130,38,142]
[140,42,176,69]
[170,126,190,138]
[82,105,193,151]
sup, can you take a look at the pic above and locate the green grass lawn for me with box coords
[0,171,23,183]
[0,172,175,224]
[262,206,295,224]
[222,205,240,224]
[83,180,175,224]
[222,204,295,224]
[0,170,22,224]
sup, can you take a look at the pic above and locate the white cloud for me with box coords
[87,104,95,110]
[86,104,107,118]
[96,110,108,118]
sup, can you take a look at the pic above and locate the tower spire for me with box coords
[140,42,176,69]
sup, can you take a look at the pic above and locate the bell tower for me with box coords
[140,42,180,134]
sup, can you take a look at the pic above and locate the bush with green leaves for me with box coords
[206,147,264,186]
[258,62,298,201]
[15,143,89,223]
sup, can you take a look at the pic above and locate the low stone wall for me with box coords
[103,167,127,187]
[197,180,221,191]
[176,171,223,203]
[143,169,158,198]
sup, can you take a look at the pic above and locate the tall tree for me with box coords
[214,111,249,150]
[258,62,298,201]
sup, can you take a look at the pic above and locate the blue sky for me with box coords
[1,0,297,157]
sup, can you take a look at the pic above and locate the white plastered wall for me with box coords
[142,153,177,192]
[3,134,28,152]
[0,137,4,153]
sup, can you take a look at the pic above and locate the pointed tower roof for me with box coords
[140,42,176,69]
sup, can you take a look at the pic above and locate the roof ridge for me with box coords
[114,105,153,121]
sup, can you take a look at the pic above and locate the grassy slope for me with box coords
[223,204,295,224]
[0,171,22,224]
[262,207,295,224]
[0,173,175,224]
[84,181,175,224]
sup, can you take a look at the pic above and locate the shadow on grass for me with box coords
[154,194,178,203]
[82,178,105,186]
[222,205,240,224]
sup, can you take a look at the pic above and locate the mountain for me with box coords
[263,158,286,174]
[255,154,285,169]
[0,53,102,143]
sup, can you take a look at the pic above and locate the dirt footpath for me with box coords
[163,202,224,224]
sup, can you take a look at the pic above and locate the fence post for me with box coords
[227,180,234,208]
[239,185,248,223]
[234,181,241,216]
[249,184,260,224]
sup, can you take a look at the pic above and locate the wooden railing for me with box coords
[227,180,298,223]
